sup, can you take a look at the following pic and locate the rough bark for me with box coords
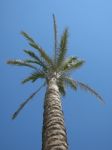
[42,77,68,150]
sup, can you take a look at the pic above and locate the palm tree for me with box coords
[7,15,104,150]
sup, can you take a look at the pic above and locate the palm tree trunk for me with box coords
[42,77,68,150]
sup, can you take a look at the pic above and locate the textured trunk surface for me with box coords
[42,78,68,150]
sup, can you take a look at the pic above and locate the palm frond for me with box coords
[24,50,39,61]
[24,59,40,65]
[59,56,78,71]
[24,50,47,69]
[64,77,77,90]
[12,83,45,119]
[22,70,45,84]
[29,43,53,65]
[57,28,68,67]
[7,60,37,70]
[77,81,104,104]
[53,14,58,63]
[21,31,53,65]
[64,60,85,73]
[21,31,35,43]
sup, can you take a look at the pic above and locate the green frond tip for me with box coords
[24,59,40,64]
[21,31,53,65]
[21,31,35,43]
[53,14,58,63]
[24,50,47,69]
[12,90,37,119]
[24,49,41,65]
[57,28,68,67]
[12,83,45,119]
[24,50,39,60]
[64,60,85,72]
[21,71,45,84]
[7,59,37,70]
[63,77,77,91]
[59,56,78,71]
[77,81,105,104]
[29,43,53,65]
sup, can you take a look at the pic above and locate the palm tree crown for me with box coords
[7,15,104,119]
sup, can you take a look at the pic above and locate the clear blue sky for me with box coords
[1,0,112,149]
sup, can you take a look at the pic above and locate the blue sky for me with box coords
[1,0,112,149]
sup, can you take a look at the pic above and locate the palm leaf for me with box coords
[64,60,85,73]
[21,31,35,43]
[24,50,47,69]
[24,59,40,65]
[59,56,78,71]
[22,70,45,84]
[24,50,40,61]
[53,14,58,63]
[57,28,68,67]
[21,31,53,65]
[77,81,104,103]
[29,43,53,65]
[7,60,37,70]
[12,83,45,119]
[64,77,77,90]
